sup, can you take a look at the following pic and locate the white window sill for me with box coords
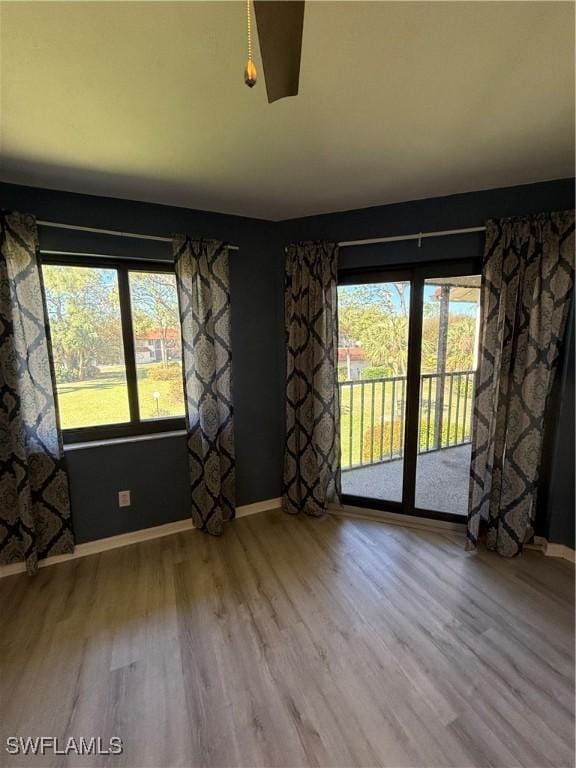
[64,429,187,451]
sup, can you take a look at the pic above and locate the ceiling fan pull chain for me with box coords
[244,0,257,88]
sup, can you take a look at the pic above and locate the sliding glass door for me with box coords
[338,261,481,522]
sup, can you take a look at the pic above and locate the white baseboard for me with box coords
[236,497,282,518]
[529,536,575,562]
[542,541,575,562]
[0,497,283,579]
[4,497,571,578]
[333,508,575,562]
[330,503,466,534]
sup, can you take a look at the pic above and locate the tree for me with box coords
[338,283,409,375]
[43,265,121,381]
[129,273,180,367]
[338,283,477,379]
[421,314,476,373]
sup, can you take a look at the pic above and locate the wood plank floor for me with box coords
[0,510,574,768]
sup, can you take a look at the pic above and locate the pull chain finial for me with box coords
[244,0,257,87]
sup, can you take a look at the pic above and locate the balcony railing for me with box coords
[339,370,475,470]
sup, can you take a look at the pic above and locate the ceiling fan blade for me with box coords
[254,1,305,103]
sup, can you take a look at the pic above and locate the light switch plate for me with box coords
[118,490,131,508]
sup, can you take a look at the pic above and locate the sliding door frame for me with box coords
[338,256,481,524]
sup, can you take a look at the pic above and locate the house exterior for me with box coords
[135,328,182,364]
[338,345,369,380]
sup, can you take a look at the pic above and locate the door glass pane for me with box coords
[42,264,130,428]
[338,281,411,502]
[129,271,185,420]
[415,276,481,514]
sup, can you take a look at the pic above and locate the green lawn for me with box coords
[57,365,472,457]
[56,363,185,429]
[340,378,473,468]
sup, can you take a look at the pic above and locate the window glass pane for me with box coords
[338,281,411,503]
[415,276,481,514]
[129,271,185,420]
[42,264,130,428]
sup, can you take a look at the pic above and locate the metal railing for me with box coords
[339,370,475,471]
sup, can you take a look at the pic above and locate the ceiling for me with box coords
[0,1,574,220]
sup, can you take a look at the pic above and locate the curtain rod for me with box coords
[38,249,172,263]
[37,219,484,252]
[338,226,486,248]
[36,220,240,251]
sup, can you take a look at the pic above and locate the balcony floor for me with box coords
[342,443,471,516]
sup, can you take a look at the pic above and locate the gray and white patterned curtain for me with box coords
[0,211,74,574]
[284,241,341,517]
[173,236,235,535]
[467,211,575,556]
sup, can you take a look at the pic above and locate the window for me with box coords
[42,257,185,442]
[129,271,185,421]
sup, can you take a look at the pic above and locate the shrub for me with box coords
[147,362,182,382]
[418,418,470,451]
[362,418,470,462]
[167,378,186,406]
[362,419,405,462]
[362,366,394,381]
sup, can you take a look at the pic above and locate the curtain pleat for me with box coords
[283,241,341,517]
[0,211,74,574]
[467,211,575,556]
[173,236,235,534]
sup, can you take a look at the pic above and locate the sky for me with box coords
[338,281,479,317]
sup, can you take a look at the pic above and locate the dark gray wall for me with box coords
[0,182,285,543]
[281,178,576,548]
[1,179,573,547]
[66,436,190,542]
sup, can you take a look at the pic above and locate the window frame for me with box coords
[41,254,186,444]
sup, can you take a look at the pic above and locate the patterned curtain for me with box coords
[283,241,341,516]
[0,212,74,574]
[173,237,235,535]
[467,211,575,556]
